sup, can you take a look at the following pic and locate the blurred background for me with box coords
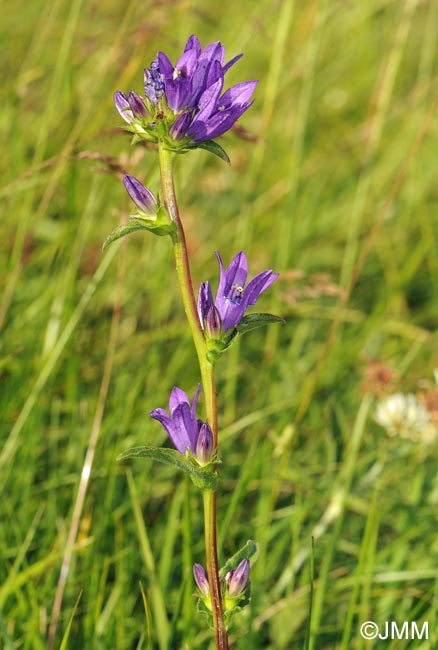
[1,0,437,648]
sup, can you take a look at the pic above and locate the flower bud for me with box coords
[226,558,250,598]
[195,423,213,466]
[193,563,209,597]
[123,175,157,217]
[205,305,223,339]
[170,111,192,140]
[114,91,134,124]
[127,91,147,118]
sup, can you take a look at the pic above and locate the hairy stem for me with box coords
[158,145,228,650]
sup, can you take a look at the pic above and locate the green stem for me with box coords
[158,144,228,650]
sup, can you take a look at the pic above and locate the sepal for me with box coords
[197,597,214,627]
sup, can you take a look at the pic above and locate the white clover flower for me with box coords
[374,393,431,440]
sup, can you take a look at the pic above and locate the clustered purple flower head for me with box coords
[150,385,213,465]
[198,251,279,335]
[115,34,257,147]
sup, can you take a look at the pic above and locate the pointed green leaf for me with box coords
[219,540,258,579]
[59,591,82,650]
[102,217,175,250]
[192,140,231,164]
[117,446,217,489]
[236,313,285,335]
[102,219,151,251]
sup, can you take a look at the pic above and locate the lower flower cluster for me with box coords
[193,558,251,614]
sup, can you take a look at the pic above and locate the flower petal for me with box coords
[169,386,190,415]
[165,77,192,112]
[184,35,202,57]
[172,402,197,453]
[190,102,253,142]
[242,270,279,310]
[198,281,214,327]
[157,51,174,79]
[222,52,244,74]
[175,49,198,79]
[169,111,192,140]
[114,91,134,124]
[218,80,258,110]
[150,407,178,446]
[224,251,248,295]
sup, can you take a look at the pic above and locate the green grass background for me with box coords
[1,0,438,648]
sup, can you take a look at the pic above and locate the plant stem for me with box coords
[158,145,228,650]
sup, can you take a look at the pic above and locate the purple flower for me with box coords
[193,563,210,597]
[157,34,257,142]
[115,35,257,147]
[225,558,250,598]
[123,175,157,216]
[150,386,213,464]
[144,61,165,104]
[198,251,279,333]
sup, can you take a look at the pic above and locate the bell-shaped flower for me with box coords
[150,386,214,465]
[198,251,279,334]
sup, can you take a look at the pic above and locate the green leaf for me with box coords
[117,446,218,490]
[139,582,153,650]
[102,217,175,251]
[59,591,82,650]
[219,540,258,579]
[102,219,151,251]
[236,313,285,335]
[192,140,231,164]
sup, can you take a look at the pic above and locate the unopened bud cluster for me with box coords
[193,558,250,613]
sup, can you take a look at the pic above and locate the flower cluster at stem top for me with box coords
[114,34,257,150]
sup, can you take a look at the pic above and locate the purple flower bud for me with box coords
[198,281,213,329]
[205,306,223,339]
[226,558,250,598]
[195,423,213,466]
[169,111,192,140]
[127,91,147,118]
[123,175,157,216]
[193,563,209,597]
[114,91,134,124]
